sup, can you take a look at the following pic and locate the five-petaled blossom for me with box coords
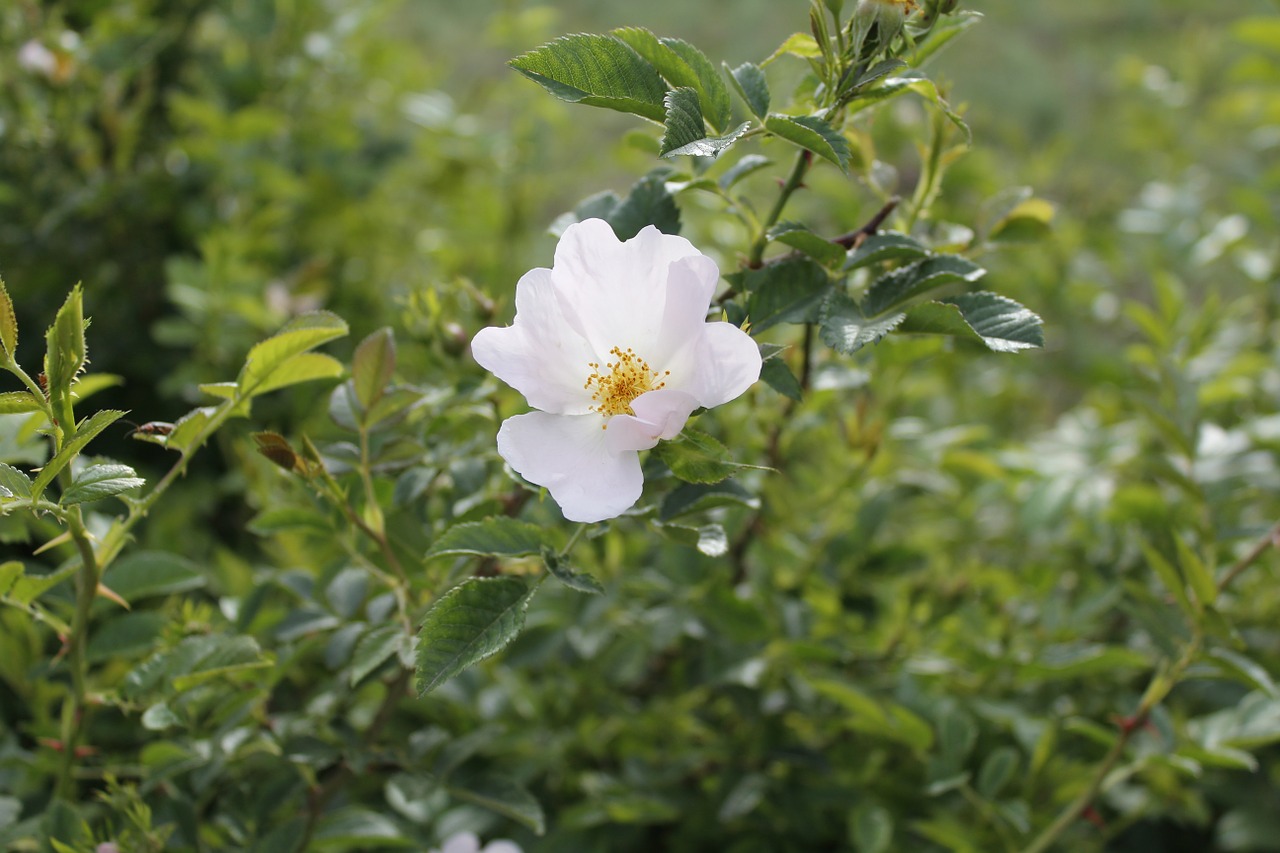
[472,219,761,523]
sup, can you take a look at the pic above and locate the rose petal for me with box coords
[551,221,705,362]
[471,267,597,415]
[481,843,524,853]
[497,411,643,522]
[688,321,762,408]
[438,833,482,853]
[604,389,700,453]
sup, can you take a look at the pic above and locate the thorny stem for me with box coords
[748,150,813,268]
[1019,520,1280,853]
[54,508,101,799]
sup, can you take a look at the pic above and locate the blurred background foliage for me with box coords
[2,0,1279,850]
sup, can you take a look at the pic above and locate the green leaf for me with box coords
[718,153,771,189]
[989,198,1054,243]
[1176,535,1217,608]
[426,517,559,559]
[1141,538,1197,618]
[768,222,845,268]
[0,276,17,358]
[1209,649,1279,699]
[765,114,851,171]
[608,170,682,239]
[247,352,345,399]
[811,678,934,750]
[60,463,144,506]
[820,291,906,354]
[543,548,604,595]
[745,256,832,332]
[760,355,803,401]
[862,255,985,317]
[448,772,547,835]
[30,409,126,504]
[350,623,412,686]
[510,34,669,123]
[0,464,32,499]
[103,551,205,603]
[718,773,767,822]
[660,87,747,156]
[762,32,822,65]
[313,808,414,849]
[899,294,1044,352]
[659,87,706,156]
[122,635,271,699]
[726,62,770,120]
[845,232,930,270]
[416,577,537,695]
[910,10,983,67]
[165,406,218,456]
[0,560,66,607]
[0,392,41,415]
[613,29,731,131]
[238,313,348,398]
[1018,644,1149,681]
[854,58,908,90]
[43,285,86,399]
[654,428,744,485]
[939,707,978,763]
[850,802,893,853]
[352,327,395,409]
[976,747,1018,798]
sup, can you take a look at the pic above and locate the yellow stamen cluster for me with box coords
[584,346,670,422]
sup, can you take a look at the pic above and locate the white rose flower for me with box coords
[431,830,523,853]
[472,218,761,523]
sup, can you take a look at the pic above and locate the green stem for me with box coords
[747,150,812,267]
[54,508,102,799]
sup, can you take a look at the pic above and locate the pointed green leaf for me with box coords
[542,548,604,595]
[350,624,412,686]
[164,406,218,456]
[745,256,832,332]
[0,560,67,607]
[762,32,822,65]
[862,255,985,317]
[43,286,86,398]
[854,58,908,90]
[198,382,238,400]
[509,34,668,123]
[352,327,395,409]
[426,517,560,559]
[30,409,125,503]
[607,170,682,239]
[768,222,845,268]
[313,808,413,848]
[237,312,348,397]
[727,62,770,121]
[845,232,930,270]
[760,355,803,401]
[1210,649,1279,699]
[103,551,205,602]
[246,352,345,399]
[0,392,42,415]
[765,114,851,172]
[0,277,16,359]
[718,154,772,190]
[659,87,706,156]
[0,464,32,500]
[416,577,536,695]
[654,428,746,484]
[448,772,546,835]
[910,10,983,67]
[61,463,144,506]
[1176,535,1217,608]
[820,290,906,354]
[122,635,270,699]
[976,747,1019,799]
[898,295,1044,352]
[613,29,731,131]
[1140,538,1197,618]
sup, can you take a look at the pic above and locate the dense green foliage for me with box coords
[1,0,1279,851]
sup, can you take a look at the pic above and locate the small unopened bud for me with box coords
[441,321,469,357]
[854,0,916,44]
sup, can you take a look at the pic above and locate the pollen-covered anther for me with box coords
[584,346,670,422]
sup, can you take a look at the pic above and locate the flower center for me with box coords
[584,346,669,419]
